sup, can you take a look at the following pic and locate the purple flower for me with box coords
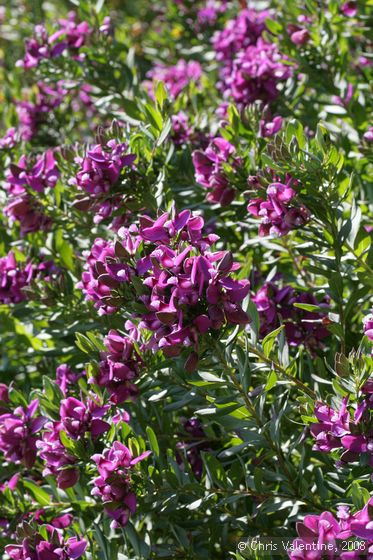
[289,511,341,559]
[363,311,373,341]
[145,59,202,100]
[70,140,135,195]
[94,330,142,404]
[0,128,17,149]
[247,176,310,237]
[289,498,373,559]
[260,115,283,137]
[340,1,357,17]
[363,127,373,143]
[91,441,151,528]
[56,365,83,396]
[60,397,110,440]
[16,12,91,69]
[6,150,59,193]
[252,280,329,350]
[192,137,238,205]
[310,399,350,453]
[171,111,192,145]
[0,251,33,304]
[332,83,354,108]
[5,526,87,559]
[0,399,46,468]
[197,1,226,27]
[37,421,80,489]
[69,139,136,224]
[4,192,52,236]
[219,39,293,107]
[212,8,268,63]
[287,24,310,47]
[79,210,250,366]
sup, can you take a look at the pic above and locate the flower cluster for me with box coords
[69,139,136,224]
[310,381,373,468]
[0,399,46,468]
[247,176,310,236]
[192,137,240,205]
[213,10,292,107]
[5,526,87,560]
[92,441,150,528]
[4,150,58,235]
[0,252,33,304]
[60,396,110,440]
[145,59,202,100]
[17,12,91,69]
[252,281,329,350]
[78,210,250,366]
[6,150,59,193]
[289,498,373,559]
[37,421,80,489]
[212,8,268,64]
[93,330,143,404]
[223,39,293,107]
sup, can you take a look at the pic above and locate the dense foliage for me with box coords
[0,0,372,558]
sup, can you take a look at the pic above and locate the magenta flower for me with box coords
[220,39,293,107]
[0,251,33,304]
[192,137,239,205]
[289,498,373,559]
[145,59,202,100]
[4,192,52,236]
[363,127,373,143]
[16,12,91,69]
[6,150,59,193]
[310,380,373,468]
[171,111,192,146]
[0,128,17,149]
[0,399,46,468]
[60,397,110,440]
[91,441,151,528]
[93,330,142,404]
[252,280,329,350]
[289,511,341,559]
[79,210,250,367]
[212,8,268,64]
[310,399,350,453]
[37,421,80,489]
[287,24,311,47]
[56,365,83,396]
[70,140,135,196]
[247,176,310,237]
[340,1,357,17]
[260,115,283,137]
[363,311,373,341]
[5,526,87,560]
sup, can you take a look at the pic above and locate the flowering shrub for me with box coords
[0,1,372,559]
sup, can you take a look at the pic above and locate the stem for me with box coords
[212,342,320,508]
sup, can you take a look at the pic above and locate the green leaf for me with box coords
[262,325,284,357]
[146,426,159,457]
[265,370,277,392]
[265,18,283,35]
[23,480,51,506]
[155,81,168,110]
[143,103,163,131]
